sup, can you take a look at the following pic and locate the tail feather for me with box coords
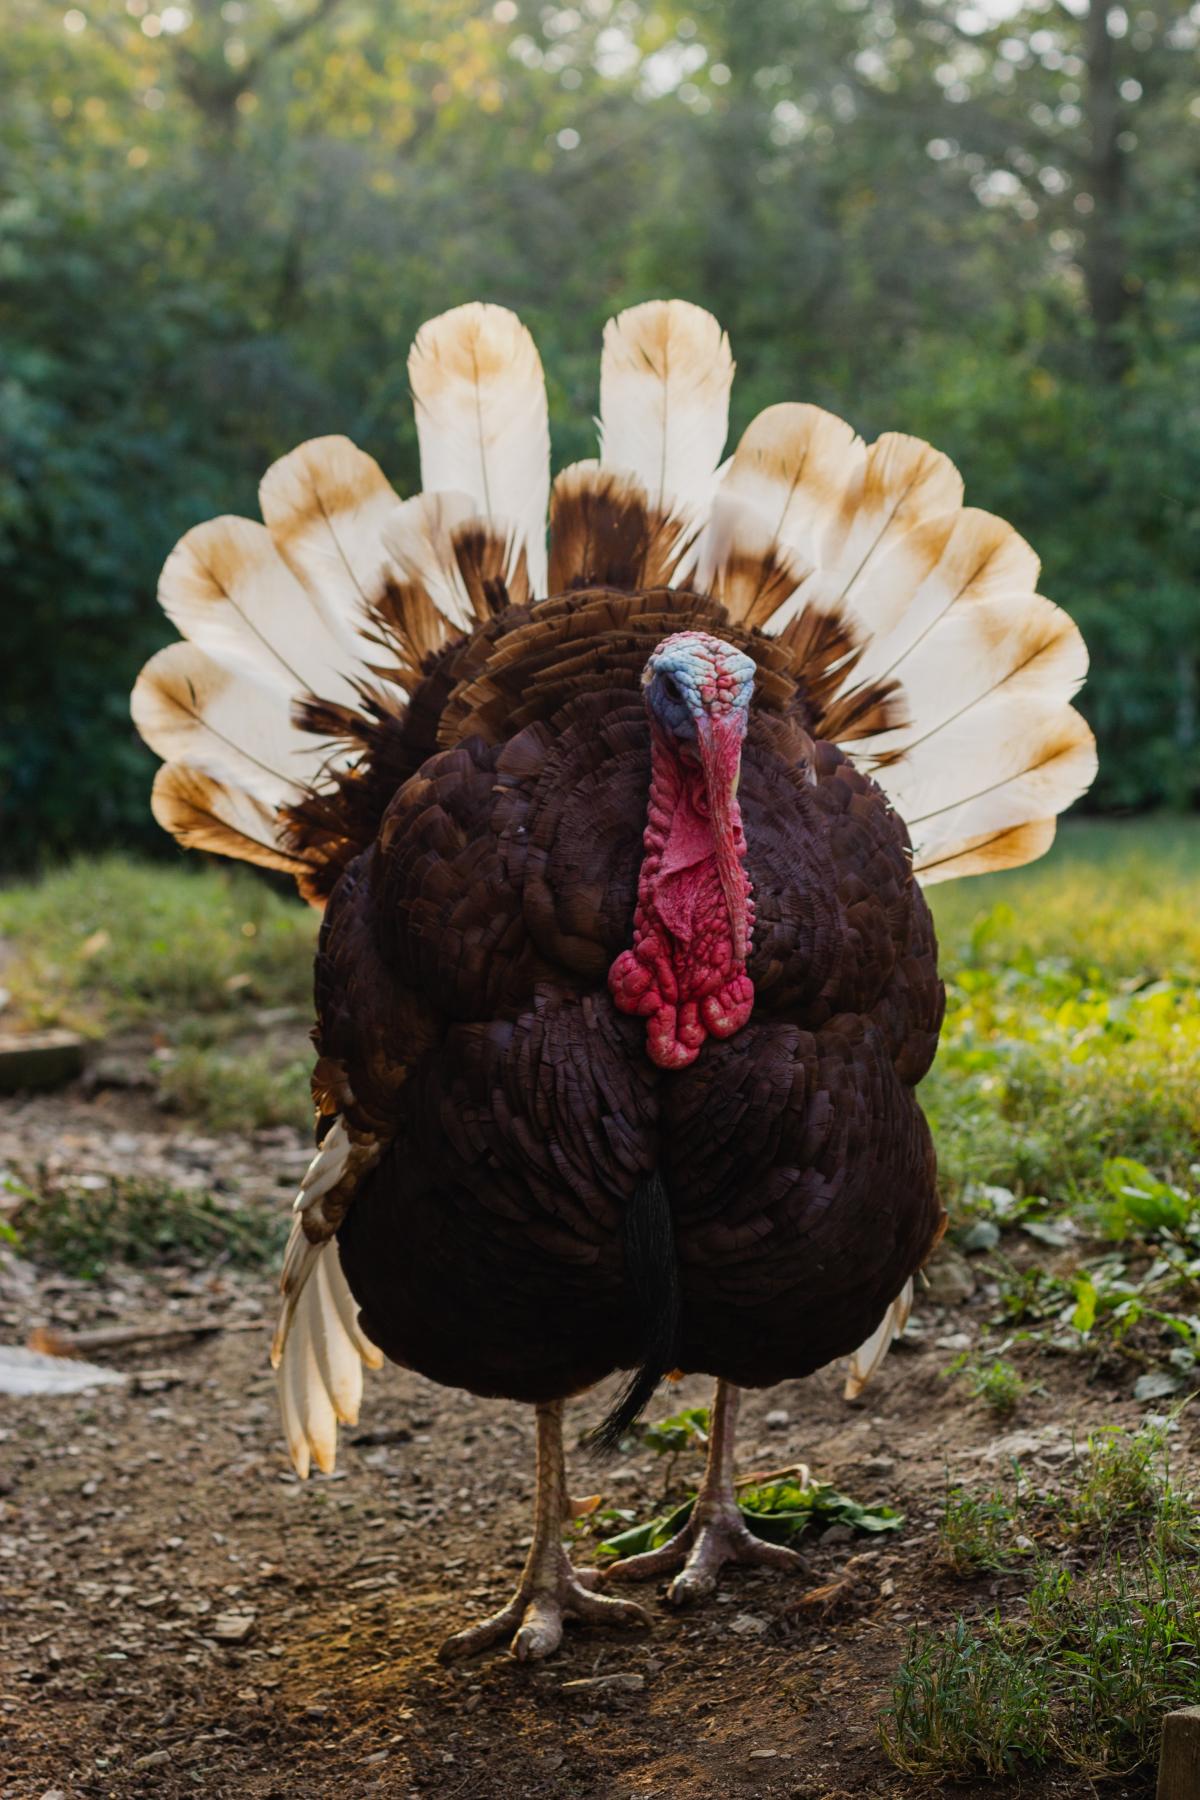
[150,762,313,876]
[548,462,691,594]
[258,434,405,649]
[408,302,550,597]
[132,642,339,807]
[158,514,363,709]
[701,409,1094,880]
[599,300,733,520]
[590,1170,681,1455]
[135,297,1094,896]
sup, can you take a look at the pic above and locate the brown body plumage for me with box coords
[307,580,944,1403]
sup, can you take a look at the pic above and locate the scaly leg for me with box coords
[605,1378,806,1605]
[438,1398,650,1662]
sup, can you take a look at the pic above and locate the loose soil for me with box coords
[0,1081,1173,1800]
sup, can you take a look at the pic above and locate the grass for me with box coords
[157,1043,314,1134]
[926,818,1200,1221]
[0,853,317,1032]
[0,854,318,1133]
[888,1424,1200,1779]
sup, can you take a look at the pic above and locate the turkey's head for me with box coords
[609,630,757,1070]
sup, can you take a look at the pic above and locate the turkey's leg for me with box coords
[605,1378,806,1605]
[438,1398,650,1662]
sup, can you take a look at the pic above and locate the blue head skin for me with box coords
[643,631,756,748]
[641,630,757,961]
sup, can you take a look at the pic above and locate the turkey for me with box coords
[131,298,1096,1660]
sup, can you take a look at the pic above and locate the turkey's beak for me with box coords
[698,712,750,965]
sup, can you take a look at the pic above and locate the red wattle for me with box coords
[609,723,754,1070]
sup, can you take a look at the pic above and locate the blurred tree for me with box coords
[1,0,1196,862]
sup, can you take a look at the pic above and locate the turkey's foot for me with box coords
[438,1546,649,1662]
[605,1379,807,1606]
[605,1499,806,1605]
[437,1397,649,1662]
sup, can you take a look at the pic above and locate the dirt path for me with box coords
[0,1089,1162,1799]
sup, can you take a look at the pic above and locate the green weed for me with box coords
[947,1352,1028,1418]
[886,1424,1200,1779]
[598,1477,902,1560]
[9,1172,287,1279]
[883,1545,1200,1779]
[939,1479,1034,1575]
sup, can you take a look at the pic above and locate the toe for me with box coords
[570,1585,652,1628]
[603,1529,692,1583]
[745,1538,807,1574]
[510,1598,564,1661]
[667,1564,719,1606]
[438,1599,523,1663]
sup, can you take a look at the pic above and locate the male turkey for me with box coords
[132,299,1096,1660]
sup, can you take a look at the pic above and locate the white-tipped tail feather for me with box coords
[696,390,1095,879]
[382,490,483,631]
[132,642,337,807]
[408,303,550,597]
[843,1279,914,1401]
[258,435,405,642]
[599,300,734,520]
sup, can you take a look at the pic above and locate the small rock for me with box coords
[82,1054,157,1096]
[1134,1370,1181,1403]
[765,1409,789,1430]
[132,1750,171,1772]
[821,1524,854,1545]
[925,1245,976,1306]
[863,1456,895,1476]
[958,1218,1001,1254]
[727,1612,769,1637]
[211,1611,256,1644]
[749,1748,778,1759]
[880,1578,895,1598]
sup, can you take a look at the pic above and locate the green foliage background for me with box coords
[2,0,1198,860]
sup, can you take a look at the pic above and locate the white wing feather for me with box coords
[843,1279,914,1400]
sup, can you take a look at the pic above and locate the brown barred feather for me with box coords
[451,524,529,615]
[548,466,690,595]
